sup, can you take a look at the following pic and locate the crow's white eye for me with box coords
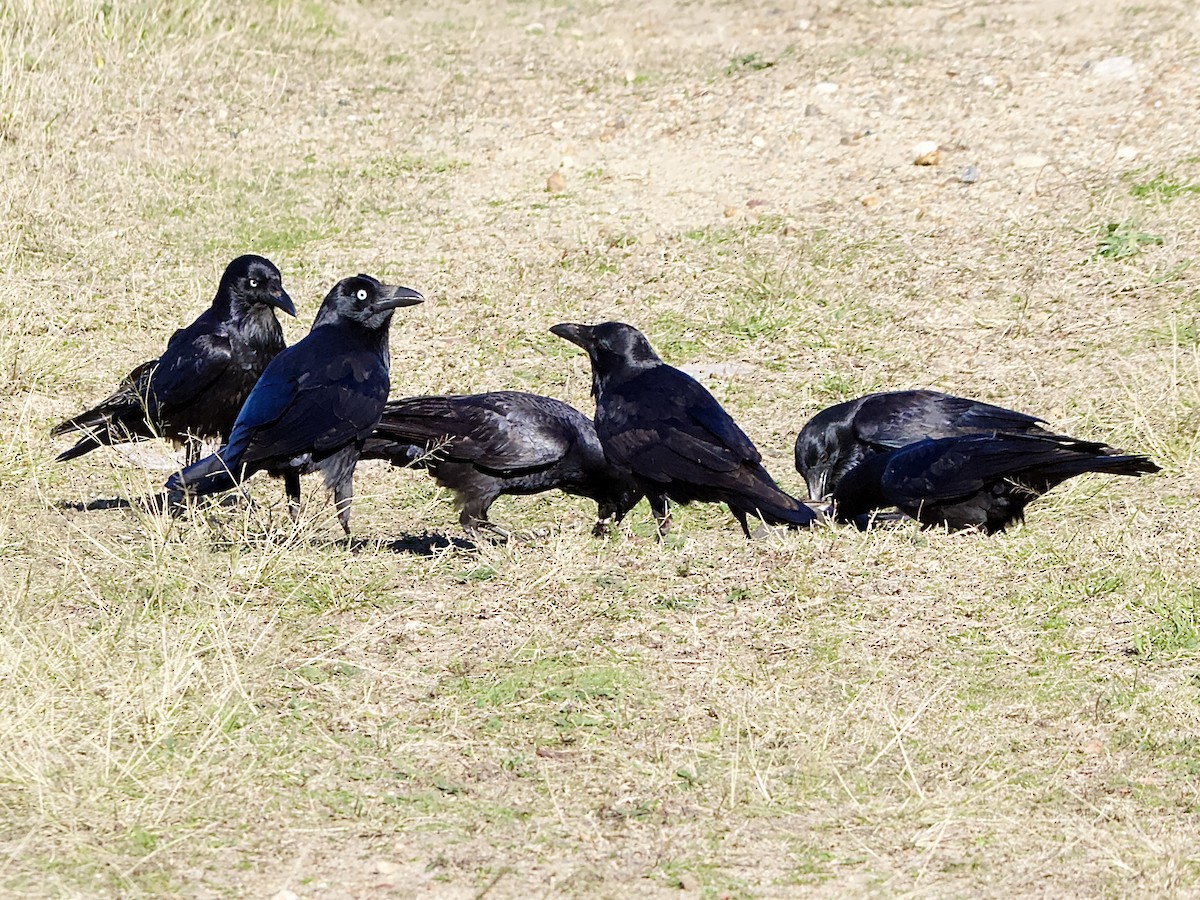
[356,289,368,301]
[248,278,259,289]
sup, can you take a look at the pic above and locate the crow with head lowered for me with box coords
[551,321,816,538]
[793,389,1093,501]
[52,254,295,466]
[361,390,643,538]
[167,274,423,534]
[831,431,1159,534]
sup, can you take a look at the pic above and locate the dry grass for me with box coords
[3,0,1200,895]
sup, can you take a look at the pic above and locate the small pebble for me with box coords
[1089,56,1135,80]
[913,140,940,166]
[1012,153,1048,169]
[813,81,839,94]
[678,872,701,891]
[546,170,567,192]
[960,165,979,184]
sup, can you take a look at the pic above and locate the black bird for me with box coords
[795,389,1073,501]
[550,321,816,538]
[831,432,1159,534]
[52,255,295,465]
[166,275,424,533]
[360,391,643,538]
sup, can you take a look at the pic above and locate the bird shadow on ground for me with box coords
[58,494,243,514]
[370,532,479,556]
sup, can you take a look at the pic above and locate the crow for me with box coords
[360,391,643,538]
[52,255,295,465]
[831,432,1159,534]
[795,389,1076,501]
[550,321,816,537]
[166,274,424,534]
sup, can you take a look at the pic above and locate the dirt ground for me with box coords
[3,0,1200,896]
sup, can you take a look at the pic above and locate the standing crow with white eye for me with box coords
[167,274,424,534]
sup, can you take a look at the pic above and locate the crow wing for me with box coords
[226,330,388,465]
[855,390,1049,448]
[377,392,577,472]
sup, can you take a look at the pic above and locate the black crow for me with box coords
[360,391,643,538]
[52,255,295,465]
[166,274,423,533]
[832,432,1159,534]
[550,321,816,538]
[795,389,1074,501]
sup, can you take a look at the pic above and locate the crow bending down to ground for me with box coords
[360,390,643,538]
[794,389,1080,501]
[52,255,295,466]
[167,275,423,533]
[551,321,816,538]
[831,432,1159,534]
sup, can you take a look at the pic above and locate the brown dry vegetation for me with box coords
[2,0,1200,896]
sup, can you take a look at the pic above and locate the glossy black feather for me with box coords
[795,389,1078,500]
[52,255,295,465]
[832,432,1159,534]
[551,321,815,537]
[360,390,643,536]
[167,275,423,533]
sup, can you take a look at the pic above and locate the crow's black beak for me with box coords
[373,286,425,311]
[550,322,593,349]
[270,287,297,317]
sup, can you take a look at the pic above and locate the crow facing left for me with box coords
[167,274,424,534]
[52,255,295,465]
[551,321,817,538]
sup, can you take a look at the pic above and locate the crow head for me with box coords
[222,254,296,317]
[550,321,661,396]
[794,404,863,501]
[314,274,424,331]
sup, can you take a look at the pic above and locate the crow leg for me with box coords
[649,494,671,539]
[284,471,302,523]
[731,507,752,539]
[333,477,353,535]
[465,520,510,543]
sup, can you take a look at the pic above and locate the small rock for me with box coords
[546,170,567,192]
[860,193,882,209]
[960,164,979,184]
[525,22,545,34]
[979,74,998,88]
[1081,740,1104,756]
[272,891,299,900]
[723,205,740,218]
[813,81,838,94]
[751,135,766,149]
[1115,145,1139,161]
[804,104,821,117]
[746,198,768,209]
[913,140,940,166]
[1012,153,1048,169]
[1089,56,1135,80]
[374,860,403,875]
[678,872,701,891]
